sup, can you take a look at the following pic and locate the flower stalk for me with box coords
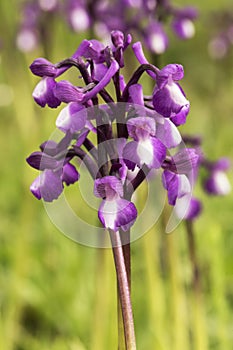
[109,229,136,350]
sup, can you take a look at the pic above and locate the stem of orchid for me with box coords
[109,229,136,350]
[185,220,201,294]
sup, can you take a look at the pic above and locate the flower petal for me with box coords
[153,81,190,117]
[54,80,84,103]
[31,170,64,202]
[62,163,80,185]
[155,118,182,148]
[127,116,156,141]
[56,102,87,133]
[123,137,166,170]
[94,176,123,199]
[98,198,137,232]
[32,77,61,108]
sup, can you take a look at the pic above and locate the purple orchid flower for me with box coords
[94,176,137,232]
[27,31,210,231]
[203,158,231,195]
[27,147,80,202]
[32,77,61,108]
[123,116,166,170]
[172,7,198,40]
[153,64,190,120]
[175,196,202,220]
[143,21,169,55]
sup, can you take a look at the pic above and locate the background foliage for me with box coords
[0,0,232,349]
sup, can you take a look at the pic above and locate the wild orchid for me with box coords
[16,0,198,55]
[26,31,199,348]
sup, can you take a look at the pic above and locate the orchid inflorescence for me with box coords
[27,30,206,232]
[17,0,198,54]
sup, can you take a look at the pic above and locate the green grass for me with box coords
[0,1,233,349]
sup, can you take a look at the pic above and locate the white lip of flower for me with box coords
[70,8,89,31]
[56,106,71,130]
[214,171,231,195]
[137,139,154,166]
[167,79,189,106]
[181,19,195,38]
[33,79,47,98]
[149,33,166,54]
[102,200,118,230]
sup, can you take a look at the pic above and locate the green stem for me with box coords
[109,230,136,350]
[185,220,201,294]
[118,231,131,349]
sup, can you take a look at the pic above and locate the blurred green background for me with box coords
[0,0,233,349]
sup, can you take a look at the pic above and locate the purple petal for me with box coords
[54,80,84,103]
[93,63,108,81]
[172,148,200,174]
[26,151,59,170]
[123,137,166,170]
[172,18,195,40]
[30,58,57,77]
[162,171,179,205]
[56,102,87,133]
[98,198,137,232]
[144,21,169,55]
[162,170,191,205]
[155,118,181,148]
[203,171,231,195]
[31,170,64,202]
[157,64,184,88]
[111,30,124,47]
[62,163,80,185]
[127,116,156,141]
[32,77,61,108]
[153,81,190,118]
[94,176,123,200]
[175,196,202,220]
[132,41,158,80]
[185,197,202,220]
[30,176,42,200]
[170,104,190,125]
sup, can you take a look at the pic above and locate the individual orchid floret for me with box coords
[32,77,61,108]
[27,137,80,202]
[30,169,64,202]
[172,7,198,40]
[123,116,166,170]
[175,196,202,220]
[56,102,87,133]
[203,158,231,196]
[30,161,80,202]
[94,176,137,232]
[162,170,191,206]
[144,21,169,55]
[153,63,190,119]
